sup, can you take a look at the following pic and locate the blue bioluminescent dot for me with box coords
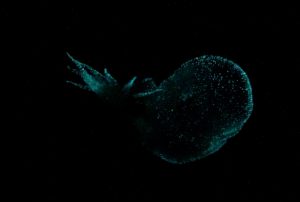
[66,53,253,164]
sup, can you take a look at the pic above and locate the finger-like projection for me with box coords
[66,53,253,164]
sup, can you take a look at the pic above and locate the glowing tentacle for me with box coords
[104,68,118,86]
[122,76,137,94]
[66,52,110,94]
[66,80,91,91]
[133,88,163,98]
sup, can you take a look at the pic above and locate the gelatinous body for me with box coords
[66,54,253,164]
[135,56,253,163]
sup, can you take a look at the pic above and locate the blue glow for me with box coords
[66,53,253,164]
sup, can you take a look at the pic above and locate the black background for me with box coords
[4,1,299,201]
